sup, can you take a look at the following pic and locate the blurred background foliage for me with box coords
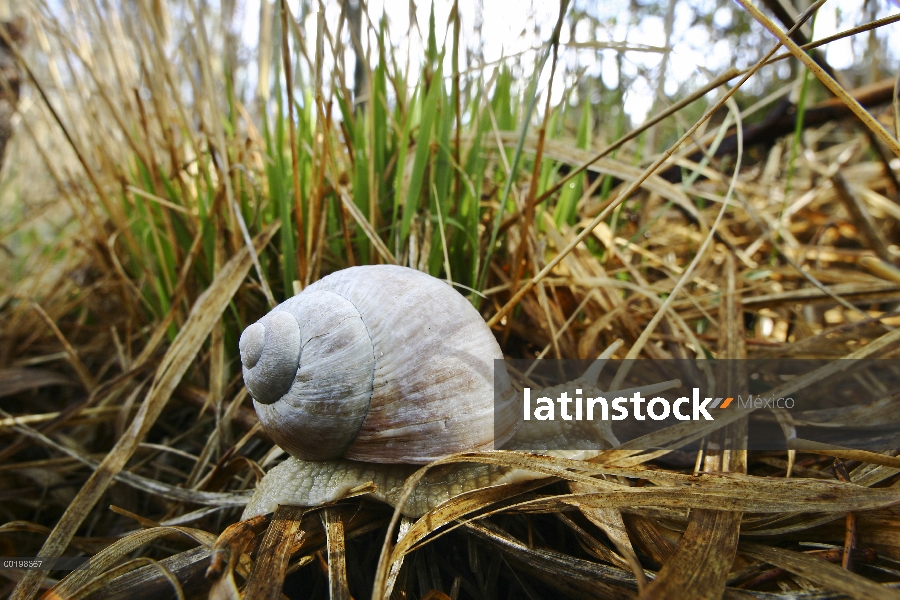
[2,0,898,290]
[0,0,898,374]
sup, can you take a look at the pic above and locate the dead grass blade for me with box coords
[787,439,900,469]
[243,505,305,600]
[387,477,557,557]
[464,521,637,599]
[278,0,307,286]
[206,514,270,582]
[740,541,900,600]
[79,546,210,600]
[0,368,75,398]
[321,507,350,600]
[337,189,397,265]
[832,170,893,262]
[44,526,216,600]
[572,502,649,591]
[69,558,185,600]
[643,511,742,599]
[28,300,97,391]
[527,476,899,514]
[205,515,270,600]
[860,256,900,286]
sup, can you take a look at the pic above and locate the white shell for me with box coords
[240,265,518,464]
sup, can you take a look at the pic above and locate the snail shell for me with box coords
[239,265,519,465]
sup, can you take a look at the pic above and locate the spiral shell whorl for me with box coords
[238,323,265,369]
[240,311,302,405]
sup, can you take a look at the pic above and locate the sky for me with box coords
[232,0,900,124]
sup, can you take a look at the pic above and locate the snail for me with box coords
[239,265,677,518]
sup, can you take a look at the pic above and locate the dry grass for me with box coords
[1,0,900,598]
